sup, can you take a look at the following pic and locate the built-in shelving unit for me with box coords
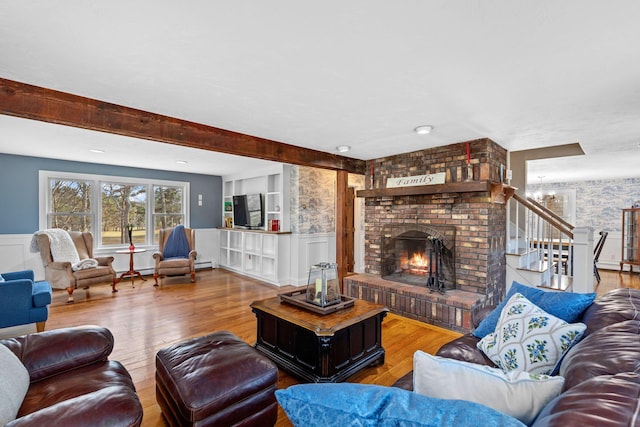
[221,165,290,231]
[219,228,291,285]
[219,165,292,285]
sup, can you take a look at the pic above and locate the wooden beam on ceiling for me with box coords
[0,78,366,174]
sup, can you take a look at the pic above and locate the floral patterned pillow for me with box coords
[477,292,586,375]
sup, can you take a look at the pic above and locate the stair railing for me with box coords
[511,193,575,283]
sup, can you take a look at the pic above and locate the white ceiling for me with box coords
[1,1,639,184]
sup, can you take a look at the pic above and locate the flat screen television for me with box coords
[232,194,263,229]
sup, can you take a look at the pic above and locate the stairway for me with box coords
[506,247,572,292]
[506,195,576,292]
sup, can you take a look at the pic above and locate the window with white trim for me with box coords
[40,171,189,248]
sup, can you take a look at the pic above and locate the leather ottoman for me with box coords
[156,331,278,426]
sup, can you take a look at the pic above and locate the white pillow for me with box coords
[413,350,564,425]
[477,292,586,375]
[0,344,30,425]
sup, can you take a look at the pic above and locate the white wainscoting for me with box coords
[0,228,218,280]
[0,234,44,278]
[289,232,336,286]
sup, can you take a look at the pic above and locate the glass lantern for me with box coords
[306,262,341,307]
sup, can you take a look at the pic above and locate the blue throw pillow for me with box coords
[0,274,4,282]
[275,383,526,427]
[473,281,596,338]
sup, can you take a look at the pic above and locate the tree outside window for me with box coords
[43,171,188,248]
[101,183,147,246]
[48,179,93,231]
[153,185,184,243]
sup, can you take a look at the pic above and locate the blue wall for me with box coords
[0,153,222,234]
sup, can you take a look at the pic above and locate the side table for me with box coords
[115,248,147,287]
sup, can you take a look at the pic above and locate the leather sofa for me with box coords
[394,287,640,426]
[0,325,143,426]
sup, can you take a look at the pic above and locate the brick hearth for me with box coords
[344,273,484,332]
[347,138,508,333]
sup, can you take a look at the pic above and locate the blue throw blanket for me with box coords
[163,225,190,259]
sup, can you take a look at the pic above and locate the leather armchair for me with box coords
[152,226,197,285]
[34,231,116,302]
[0,270,52,332]
[0,325,143,426]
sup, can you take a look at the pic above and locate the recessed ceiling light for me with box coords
[336,145,351,153]
[414,125,434,135]
[176,160,188,164]
[89,149,104,153]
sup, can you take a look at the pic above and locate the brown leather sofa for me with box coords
[0,325,143,426]
[394,288,640,426]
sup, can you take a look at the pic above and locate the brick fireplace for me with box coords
[344,138,509,333]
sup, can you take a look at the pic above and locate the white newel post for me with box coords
[572,227,594,293]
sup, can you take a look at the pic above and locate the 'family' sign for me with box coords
[386,172,445,188]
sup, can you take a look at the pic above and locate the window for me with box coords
[101,182,148,246]
[40,171,189,248]
[47,178,93,232]
[153,185,185,242]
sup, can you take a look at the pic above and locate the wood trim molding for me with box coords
[336,170,349,289]
[0,78,366,174]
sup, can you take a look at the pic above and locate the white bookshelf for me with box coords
[221,164,290,232]
[218,228,290,285]
[219,165,291,284]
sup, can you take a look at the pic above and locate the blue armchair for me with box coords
[0,270,52,332]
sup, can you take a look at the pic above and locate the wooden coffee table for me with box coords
[250,295,388,383]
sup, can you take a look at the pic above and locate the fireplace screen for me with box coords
[381,227,455,291]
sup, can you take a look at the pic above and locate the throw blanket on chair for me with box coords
[72,258,99,271]
[164,225,190,259]
[31,229,80,264]
[31,229,99,271]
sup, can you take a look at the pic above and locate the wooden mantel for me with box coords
[356,180,516,204]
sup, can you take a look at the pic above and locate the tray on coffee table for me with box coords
[278,288,355,315]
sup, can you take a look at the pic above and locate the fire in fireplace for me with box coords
[381,225,456,291]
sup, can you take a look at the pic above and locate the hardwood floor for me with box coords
[43,269,462,426]
[595,268,640,296]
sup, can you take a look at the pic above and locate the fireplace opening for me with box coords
[381,226,456,291]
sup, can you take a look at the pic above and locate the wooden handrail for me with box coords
[513,193,574,239]
[526,197,574,231]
